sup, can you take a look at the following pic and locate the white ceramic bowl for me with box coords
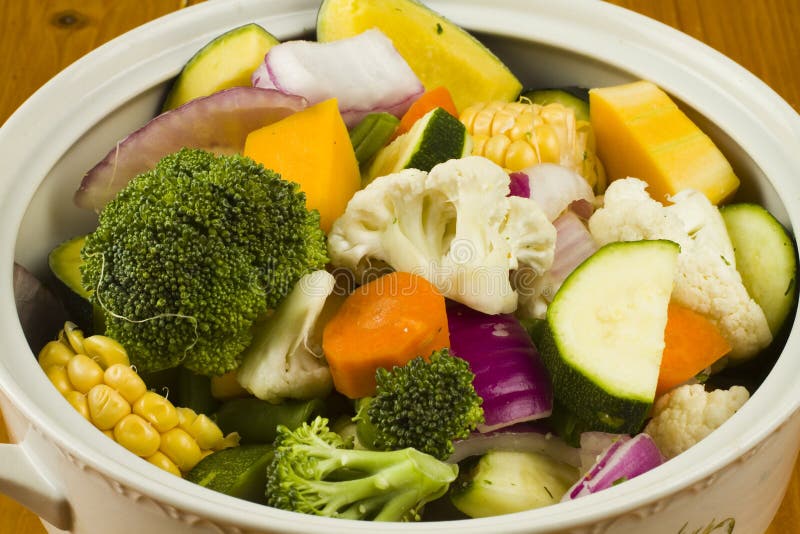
[2,1,800,533]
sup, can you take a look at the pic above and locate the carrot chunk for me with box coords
[395,86,458,137]
[322,271,450,398]
[657,302,732,397]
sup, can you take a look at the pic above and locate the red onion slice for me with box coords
[74,87,307,211]
[508,171,531,198]
[252,29,424,127]
[446,301,553,432]
[562,433,664,501]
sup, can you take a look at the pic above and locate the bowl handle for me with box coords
[0,436,72,530]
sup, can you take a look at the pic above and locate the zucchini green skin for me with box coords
[538,240,679,435]
[720,202,798,336]
[185,444,274,503]
[213,397,326,444]
[522,88,590,122]
[404,107,469,172]
[48,235,98,331]
[537,322,651,435]
[162,23,279,112]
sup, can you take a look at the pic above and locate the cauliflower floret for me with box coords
[644,384,749,459]
[588,178,771,361]
[236,270,339,403]
[328,156,556,315]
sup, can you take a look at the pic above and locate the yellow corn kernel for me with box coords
[87,384,131,430]
[104,364,147,404]
[470,135,488,160]
[146,451,182,477]
[533,123,561,164]
[159,428,202,473]
[133,392,179,434]
[45,365,74,396]
[509,109,537,140]
[184,414,225,451]
[38,340,75,370]
[64,391,90,421]
[210,371,248,400]
[83,335,130,369]
[66,354,105,394]
[103,430,115,440]
[176,406,198,429]
[505,139,538,170]
[114,414,161,458]
[484,134,512,165]
[62,321,85,355]
[199,449,215,462]
[489,107,518,136]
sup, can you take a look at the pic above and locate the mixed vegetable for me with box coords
[15,0,798,524]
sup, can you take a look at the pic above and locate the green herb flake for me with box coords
[611,476,628,486]
[436,23,443,34]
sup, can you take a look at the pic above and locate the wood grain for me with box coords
[0,1,798,532]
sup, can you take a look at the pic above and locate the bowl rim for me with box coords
[1,0,800,531]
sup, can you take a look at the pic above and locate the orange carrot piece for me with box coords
[321,271,450,399]
[656,302,732,397]
[395,86,458,137]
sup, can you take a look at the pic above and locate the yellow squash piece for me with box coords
[316,0,522,112]
[244,98,360,233]
[589,80,739,205]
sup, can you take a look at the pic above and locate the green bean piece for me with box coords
[213,397,326,444]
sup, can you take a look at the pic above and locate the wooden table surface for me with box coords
[1,1,798,532]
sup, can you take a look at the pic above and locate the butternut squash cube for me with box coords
[589,80,739,205]
[244,98,360,232]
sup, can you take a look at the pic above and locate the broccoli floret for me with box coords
[355,348,483,461]
[266,416,457,521]
[81,148,328,376]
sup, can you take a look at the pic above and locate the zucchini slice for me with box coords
[538,240,679,434]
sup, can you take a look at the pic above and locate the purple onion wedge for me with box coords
[562,433,664,501]
[446,300,553,432]
[508,171,531,198]
[74,87,307,211]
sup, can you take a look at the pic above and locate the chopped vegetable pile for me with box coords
[17,0,798,524]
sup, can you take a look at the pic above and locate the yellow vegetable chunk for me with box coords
[64,391,90,421]
[244,98,360,233]
[133,391,179,434]
[83,335,130,368]
[87,384,132,430]
[104,364,148,404]
[66,354,105,394]
[159,428,202,472]
[45,365,74,396]
[146,451,182,477]
[589,80,740,205]
[317,0,522,112]
[114,414,162,458]
[38,341,75,371]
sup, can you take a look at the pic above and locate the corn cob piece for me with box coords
[460,100,606,192]
[38,322,239,476]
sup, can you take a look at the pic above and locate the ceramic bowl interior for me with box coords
[2,1,800,532]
